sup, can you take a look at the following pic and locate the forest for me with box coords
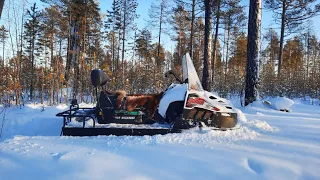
[0,0,319,106]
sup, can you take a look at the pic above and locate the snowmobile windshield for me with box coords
[182,53,204,91]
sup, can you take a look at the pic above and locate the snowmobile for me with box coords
[56,53,238,136]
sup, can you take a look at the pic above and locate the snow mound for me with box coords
[234,107,276,132]
[78,102,95,108]
[56,104,68,110]
[267,97,294,111]
[152,127,257,146]
[244,119,278,132]
[235,108,247,122]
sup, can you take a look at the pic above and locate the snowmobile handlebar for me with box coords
[165,70,183,84]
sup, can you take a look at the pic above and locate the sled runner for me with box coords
[56,53,238,136]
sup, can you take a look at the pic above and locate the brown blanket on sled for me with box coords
[113,90,163,119]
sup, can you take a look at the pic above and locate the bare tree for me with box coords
[148,0,170,61]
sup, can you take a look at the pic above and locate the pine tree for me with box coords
[220,0,246,81]
[0,25,8,66]
[24,3,41,100]
[202,0,214,90]
[136,28,152,61]
[120,0,138,89]
[148,0,170,62]
[211,0,221,84]
[135,28,154,92]
[260,29,279,96]
[265,0,320,75]
[228,33,247,94]
[245,0,261,106]
[192,17,204,75]
[41,5,63,105]
[171,5,191,67]
[173,0,202,58]
[281,36,304,97]
[0,25,8,98]
[105,0,122,74]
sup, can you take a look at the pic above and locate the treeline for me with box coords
[0,0,319,106]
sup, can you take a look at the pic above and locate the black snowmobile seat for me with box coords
[91,69,109,87]
[97,90,117,124]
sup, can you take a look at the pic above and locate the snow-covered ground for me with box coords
[0,99,319,180]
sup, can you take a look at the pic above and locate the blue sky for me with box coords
[101,0,320,52]
[3,0,320,54]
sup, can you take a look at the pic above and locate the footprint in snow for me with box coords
[51,152,69,160]
[245,158,263,174]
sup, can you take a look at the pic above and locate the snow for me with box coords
[0,97,320,179]
[266,97,295,111]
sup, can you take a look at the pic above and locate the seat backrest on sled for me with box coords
[91,69,109,87]
[90,69,115,124]
[97,91,117,124]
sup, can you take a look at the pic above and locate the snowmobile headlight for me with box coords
[212,107,220,111]
[186,97,205,107]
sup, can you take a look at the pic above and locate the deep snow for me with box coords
[0,99,319,180]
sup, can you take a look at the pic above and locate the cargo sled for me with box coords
[56,53,238,136]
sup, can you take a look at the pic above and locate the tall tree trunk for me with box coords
[65,7,72,83]
[30,23,35,100]
[117,28,121,71]
[156,1,164,90]
[132,30,136,64]
[245,0,261,106]
[224,23,230,79]
[278,0,286,75]
[112,32,115,73]
[211,0,221,84]
[19,12,24,105]
[189,0,196,58]
[121,0,127,89]
[0,0,4,19]
[157,1,163,60]
[2,30,4,67]
[50,24,54,105]
[112,0,116,73]
[202,0,213,91]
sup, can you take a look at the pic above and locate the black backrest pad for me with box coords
[91,69,108,87]
[98,91,117,108]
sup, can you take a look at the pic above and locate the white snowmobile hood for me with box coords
[158,84,188,118]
